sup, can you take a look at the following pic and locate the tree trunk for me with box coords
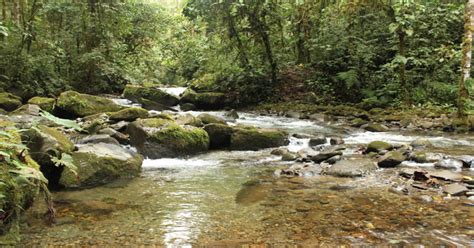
[2,0,6,22]
[12,0,19,25]
[398,30,410,106]
[459,0,474,118]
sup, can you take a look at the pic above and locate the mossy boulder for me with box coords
[22,125,75,187]
[57,91,123,118]
[364,123,389,132]
[204,123,234,149]
[230,127,289,151]
[410,151,428,163]
[351,118,368,127]
[10,104,41,116]
[127,118,210,158]
[123,85,179,107]
[366,141,393,153]
[59,143,143,188]
[27,97,55,112]
[180,89,228,110]
[108,107,149,121]
[378,151,406,168]
[198,113,227,125]
[0,93,22,112]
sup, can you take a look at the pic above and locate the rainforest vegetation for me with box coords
[0,0,472,113]
[1,0,474,246]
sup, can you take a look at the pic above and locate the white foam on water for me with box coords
[400,161,435,167]
[287,137,310,152]
[345,131,474,147]
[159,87,187,97]
[142,158,220,170]
[110,98,141,108]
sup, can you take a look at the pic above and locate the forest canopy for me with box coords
[0,0,473,113]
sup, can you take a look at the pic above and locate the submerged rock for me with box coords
[122,85,179,107]
[229,127,288,151]
[60,143,143,188]
[127,118,210,158]
[443,184,468,196]
[57,91,123,117]
[324,158,378,177]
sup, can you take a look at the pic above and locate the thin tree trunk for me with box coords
[459,0,474,117]
[398,30,410,106]
[12,0,19,25]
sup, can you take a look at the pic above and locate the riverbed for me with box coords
[19,94,474,247]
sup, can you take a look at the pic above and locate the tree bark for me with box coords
[459,0,474,117]
[12,0,19,25]
[2,0,6,22]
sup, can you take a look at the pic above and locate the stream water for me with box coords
[19,89,474,247]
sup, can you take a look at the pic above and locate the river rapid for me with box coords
[19,88,474,247]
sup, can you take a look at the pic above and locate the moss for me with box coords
[180,89,228,110]
[198,113,227,125]
[136,117,175,128]
[38,125,75,153]
[108,107,149,121]
[351,118,368,127]
[59,144,143,188]
[366,141,393,153]
[27,97,55,112]
[148,124,209,155]
[123,85,179,106]
[0,93,22,112]
[175,114,203,127]
[56,91,123,117]
[230,128,289,150]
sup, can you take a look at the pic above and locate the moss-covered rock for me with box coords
[378,151,406,168]
[364,123,389,132]
[204,123,234,149]
[175,114,203,127]
[22,125,75,187]
[0,93,22,112]
[366,141,393,153]
[198,113,227,125]
[230,127,289,151]
[123,85,179,107]
[10,104,41,116]
[56,91,123,118]
[127,118,210,158]
[27,97,55,112]
[108,107,149,121]
[180,89,228,110]
[410,151,428,163]
[351,118,368,127]
[59,143,143,188]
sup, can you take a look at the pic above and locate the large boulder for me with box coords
[123,85,179,107]
[22,125,75,186]
[59,143,143,188]
[56,91,123,117]
[324,158,378,177]
[27,97,55,112]
[204,123,234,149]
[0,92,22,111]
[127,118,210,158]
[230,127,288,151]
[108,107,149,122]
[180,89,228,110]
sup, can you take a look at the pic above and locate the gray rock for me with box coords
[309,136,327,146]
[443,184,468,196]
[364,123,389,132]
[309,151,343,163]
[434,159,463,170]
[77,134,120,145]
[180,103,196,111]
[225,109,239,120]
[330,137,345,145]
[410,138,432,149]
[378,151,406,168]
[324,158,378,177]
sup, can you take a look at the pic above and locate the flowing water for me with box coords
[19,97,474,247]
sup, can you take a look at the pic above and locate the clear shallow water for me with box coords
[19,96,474,247]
